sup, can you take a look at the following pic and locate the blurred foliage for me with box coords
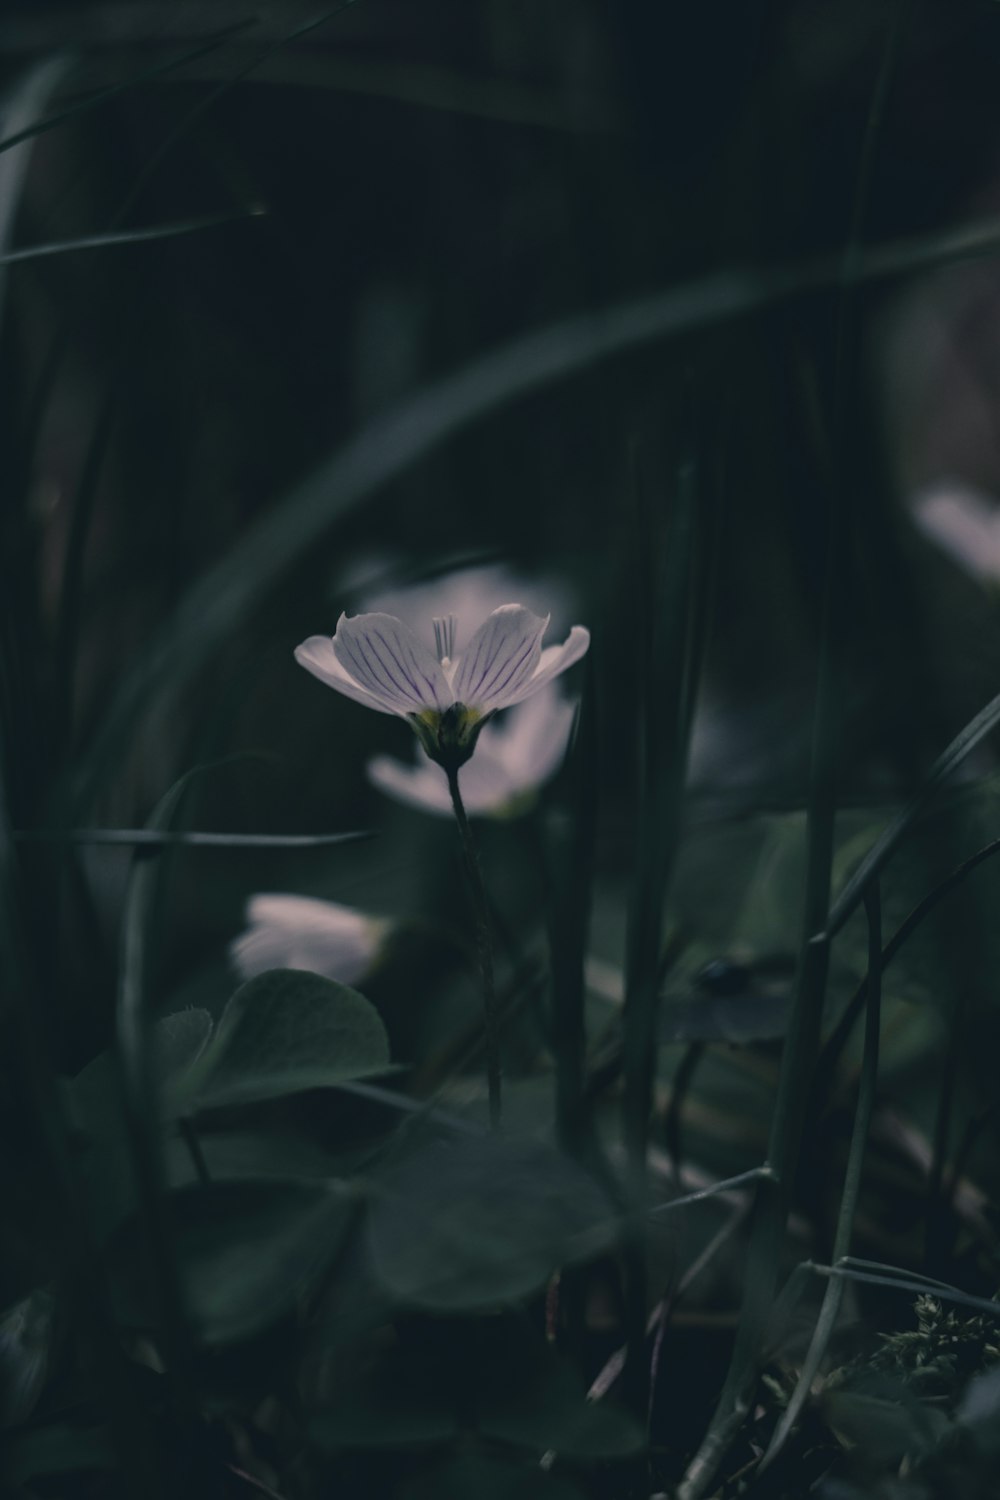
[5,2,1000,1498]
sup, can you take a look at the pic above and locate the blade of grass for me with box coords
[828,690,1000,940]
[0,704,166,1495]
[0,207,266,266]
[647,1166,775,1218]
[22,2,359,671]
[54,381,118,747]
[66,196,1000,817]
[0,56,71,272]
[678,6,909,1489]
[548,655,600,1158]
[108,1,360,232]
[811,1263,1000,1318]
[623,436,710,1171]
[114,775,204,1397]
[12,827,370,847]
[818,834,1000,1110]
[759,882,883,1471]
[621,381,720,1423]
[0,18,259,158]
[677,381,840,1495]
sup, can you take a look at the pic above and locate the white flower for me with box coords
[358,560,573,640]
[911,481,1000,583]
[295,603,589,770]
[367,681,576,817]
[230,894,389,985]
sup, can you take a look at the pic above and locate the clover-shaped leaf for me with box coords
[368,1131,620,1311]
[174,969,390,1112]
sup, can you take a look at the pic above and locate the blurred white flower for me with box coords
[368,681,576,817]
[359,560,574,639]
[231,894,389,985]
[912,480,1000,583]
[295,603,589,770]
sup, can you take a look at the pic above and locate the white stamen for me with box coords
[432,613,457,663]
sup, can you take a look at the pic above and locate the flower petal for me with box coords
[231,894,383,985]
[911,482,1000,582]
[294,635,399,714]
[367,753,453,816]
[451,604,549,713]
[368,745,519,817]
[493,685,577,788]
[333,613,452,715]
[504,625,590,707]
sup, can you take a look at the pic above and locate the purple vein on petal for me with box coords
[338,625,423,708]
[476,633,539,702]
[368,630,423,701]
[340,617,452,712]
[455,609,546,707]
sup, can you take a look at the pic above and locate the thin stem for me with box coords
[926,979,966,1269]
[678,9,907,1491]
[816,834,1000,1103]
[446,766,501,1129]
[663,1040,705,1186]
[759,882,883,1472]
[179,1117,211,1185]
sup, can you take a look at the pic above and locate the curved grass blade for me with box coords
[678,8,909,1490]
[647,1166,774,1219]
[828,686,1000,939]
[108,1,360,232]
[759,884,883,1471]
[113,771,212,1389]
[13,827,370,847]
[0,18,258,158]
[549,656,600,1157]
[66,200,1000,817]
[812,1263,1000,1319]
[0,693,165,1495]
[818,834,1000,1109]
[0,56,72,319]
[0,208,265,266]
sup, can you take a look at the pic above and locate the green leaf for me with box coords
[175,969,390,1112]
[153,1008,213,1081]
[165,1128,337,1190]
[474,1323,644,1458]
[958,1366,1000,1457]
[398,1451,585,1500]
[108,1179,355,1343]
[70,1008,214,1133]
[310,1347,460,1449]
[3,1423,114,1485]
[310,1317,643,1459]
[67,1010,219,1242]
[824,1386,949,1464]
[732,812,806,955]
[367,1132,619,1311]
[0,1289,54,1427]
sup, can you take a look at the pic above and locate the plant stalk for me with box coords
[447,765,501,1129]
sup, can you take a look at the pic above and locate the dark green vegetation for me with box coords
[5,3,1000,1497]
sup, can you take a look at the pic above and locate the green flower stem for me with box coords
[446,765,501,1129]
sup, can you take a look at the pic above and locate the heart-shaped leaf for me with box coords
[108,1178,355,1343]
[175,969,390,1112]
[3,1423,114,1485]
[473,1321,643,1458]
[311,1347,460,1450]
[368,1131,619,1311]
[397,1450,585,1500]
